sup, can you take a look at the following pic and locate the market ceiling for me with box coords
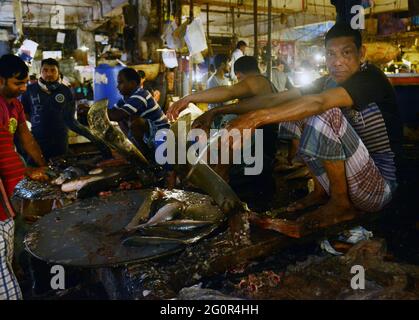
[0,0,409,36]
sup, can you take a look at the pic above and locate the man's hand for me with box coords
[167,97,191,122]
[287,139,300,166]
[191,110,216,135]
[25,167,50,182]
[222,112,260,151]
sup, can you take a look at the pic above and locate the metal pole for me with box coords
[176,0,183,97]
[207,3,211,73]
[231,7,236,36]
[253,0,258,58]
[189,0,194,94]
[206,3,210,39]
[267,0,272,80]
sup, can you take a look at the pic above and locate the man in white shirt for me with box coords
[230,41,247,83]
[207,54,231,110]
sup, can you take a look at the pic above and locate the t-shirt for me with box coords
[0,97,26,130]
[230,49,244,82]
[301,63,402,182]
[21,83,74,159]
[0,96,26,221]
[114,87,170,132]
[270,68,293,92]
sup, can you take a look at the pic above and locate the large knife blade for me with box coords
[87,99,149,165]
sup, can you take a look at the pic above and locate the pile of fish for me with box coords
[120,188,223,246]
[14,153,159,201]
[24,189,226,267]
[51,165,151,199]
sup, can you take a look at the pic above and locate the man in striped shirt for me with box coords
[223,23,402,238]
[108,68,170,159]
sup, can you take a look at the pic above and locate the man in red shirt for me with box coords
[0,54,47,300]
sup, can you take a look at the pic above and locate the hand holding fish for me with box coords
[25,167,50,182]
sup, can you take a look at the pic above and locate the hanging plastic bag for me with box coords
[184,18,208,55]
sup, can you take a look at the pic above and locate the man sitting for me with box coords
[222,23,402,238]
[167,56,283,209]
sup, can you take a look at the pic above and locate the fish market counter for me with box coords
[13,153,158,220]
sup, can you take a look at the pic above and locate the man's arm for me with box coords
[210,88,302,116]
[253,87,353,126]
[224,87,354,149]
[17,122,47,167]
[108,108,130,122]
[167,77,266,121]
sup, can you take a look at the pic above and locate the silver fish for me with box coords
[124,189,165,231]
[149,220,213,232]
[138,201,185,228]
[88,168,103,175]
[122,236,187,247]
[52,166,87,185]
[61,172,119,193]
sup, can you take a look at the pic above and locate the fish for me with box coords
[87,99,149,166]
[124,189,165,231]
[51,166,87,185]
[61,172,120,193]
[139,200,185,228]
[149,220,213,232]
[121,236,187,247]
[124,218,217,246]
[62,101,113,159]
[76,167,140,199]
[170,113,245,216]
[88,168,103,175]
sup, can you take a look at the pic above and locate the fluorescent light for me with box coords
[157,48,176,52]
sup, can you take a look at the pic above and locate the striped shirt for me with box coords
[341,64,402,182]
[114,87,169,132]
[302,63,402,182]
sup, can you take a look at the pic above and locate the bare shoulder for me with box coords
[245,75,272,95]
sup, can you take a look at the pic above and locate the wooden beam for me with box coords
[182,0,295,15]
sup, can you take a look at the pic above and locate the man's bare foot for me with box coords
[251,200,363,238]
[301,200,362,227]
[250,214,302,238]
[286,191,328,213]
